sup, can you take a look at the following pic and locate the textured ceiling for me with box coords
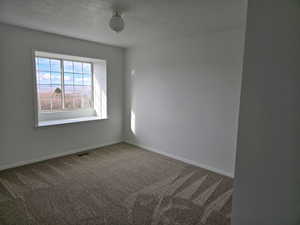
[0,0,246,47]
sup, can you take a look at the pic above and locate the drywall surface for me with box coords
[124,28,246,177]
[0,23,124,169]
[232,1,300,225]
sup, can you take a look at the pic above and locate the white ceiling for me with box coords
[0,0,246,48]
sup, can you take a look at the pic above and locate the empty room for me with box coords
[0,0,299,225]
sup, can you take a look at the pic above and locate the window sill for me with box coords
[37,116,105,127]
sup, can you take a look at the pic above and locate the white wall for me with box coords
[0,23,124,169]
[124,28,245,177]
[232,1,300,224]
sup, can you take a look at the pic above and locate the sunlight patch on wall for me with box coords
[130,110,136,134]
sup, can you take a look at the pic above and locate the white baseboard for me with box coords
[125,141,234,178]
[0,141,121,171]
[0,140,234,178]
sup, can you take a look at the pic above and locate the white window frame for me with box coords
[32,50,108,127]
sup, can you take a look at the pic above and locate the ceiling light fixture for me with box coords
[109,11,125,33]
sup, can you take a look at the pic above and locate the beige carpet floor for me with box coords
[0,143,233,225]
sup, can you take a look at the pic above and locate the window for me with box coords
[36,58,93,111]
[33,51,107,127]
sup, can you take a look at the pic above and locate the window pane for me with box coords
[83,63,91,74]
[52,85,62,96]
[50,59,61,72]
[40,98,51,111]
[38,85,52,96]
[64,97,74,110]
[64,85,73,95]
[51,85,62,110]
[51,72,61,84]
[74,98,81,109]
[38,85,52,111]
[83,73,92,85]
[38,58,50,71]
[73,62,82,73]
[64,86,93,109]
[38,72,51,85]
[64,72,73,85]
[73,86,82,109]
[73,85,82,94]
[64,61,73,72]
[74,86,83,110]
[64,85,74,110]
[74,73,83,85]
[35,58,39,71]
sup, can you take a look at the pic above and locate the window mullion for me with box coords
[61,59,65,109]
[81,63,84,109]
[49,58,53,112]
